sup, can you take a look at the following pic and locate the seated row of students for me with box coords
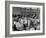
[13,15,40,31]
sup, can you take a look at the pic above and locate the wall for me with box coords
[0,0,46,38]
[13,7,40,17]
[13,7,21,15]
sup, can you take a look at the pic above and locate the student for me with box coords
[23,17,28,30]
[13,21,19,31]
[16,18,24,31]
[27,18,31,30]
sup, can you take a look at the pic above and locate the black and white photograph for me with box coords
[12,7,40,31]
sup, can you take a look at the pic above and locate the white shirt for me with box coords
[14,21,23,27]
[23,18,27,24]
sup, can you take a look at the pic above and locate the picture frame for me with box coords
[5,1,45,37]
